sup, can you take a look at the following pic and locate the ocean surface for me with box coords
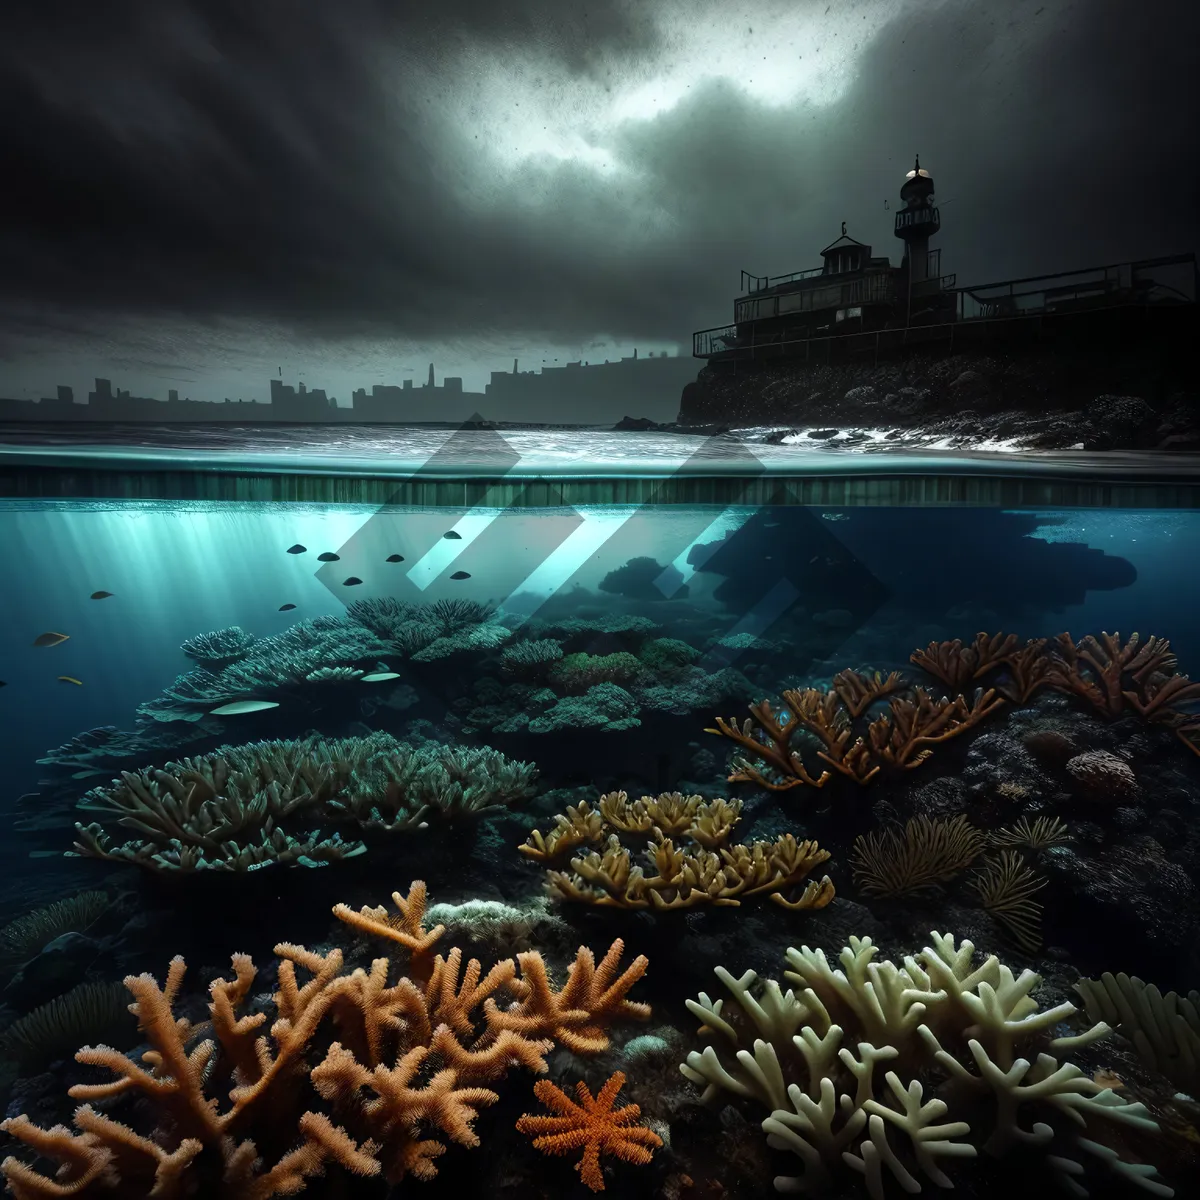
[0,422,1197,1199]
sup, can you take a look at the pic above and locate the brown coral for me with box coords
[516,1070,663,1192]
[708,674,1003,790]
[0,881,652,1198]
[850,814,988,898]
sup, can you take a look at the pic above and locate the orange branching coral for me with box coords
[0,881,652,1198]
[516,1071,663,1192]
[708,675,1004,790]
[485,940,650,1055]
[522,792,834,911]
[331,879,446,979]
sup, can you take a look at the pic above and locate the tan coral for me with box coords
[528,794,833,912]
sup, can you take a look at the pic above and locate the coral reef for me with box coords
[707,632,1200,793]
[681,931,1172,1197]
[1075,971,1200,1094]
[520,792,835,911]
[69,733,537,873]
[0,882,652,1197]
[516,1070,663,1192]
[850,814,988,899]
[708,669,1003,790]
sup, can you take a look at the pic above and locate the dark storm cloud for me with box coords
[0,0,1196,346]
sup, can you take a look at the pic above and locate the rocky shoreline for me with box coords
[651,341,1199,451]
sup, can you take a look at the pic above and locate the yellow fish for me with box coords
[33,632,69,648]
[57,676,83,686]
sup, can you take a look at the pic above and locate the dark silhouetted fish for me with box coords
[279,603,297,611]
[449,570,471,580]
[287,544,307,554]
[33,632,69,648]
[318,552,341,562]
[386,554,405,562]
[90,591,114,600]
[343,577,363,586]
[0,680,6,688]
[443,531,462,540]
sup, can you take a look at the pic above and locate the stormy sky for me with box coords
[0,0,1196,409]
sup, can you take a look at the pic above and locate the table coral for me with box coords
[69,733,537,873]
[681,931,1172,1198]
[0,881,653,1198]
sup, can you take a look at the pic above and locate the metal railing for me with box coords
[740,266,825,294]
[948,252,1196,321]
[692,299,1193,361]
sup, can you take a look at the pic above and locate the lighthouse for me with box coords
[893,155,941,287]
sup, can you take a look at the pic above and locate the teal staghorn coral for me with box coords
[638,637,701,674]
[69,733,537,873]
[527,684,642,734]
[548,651,645,695]
[498,638,565,679]
[180,626,258,669]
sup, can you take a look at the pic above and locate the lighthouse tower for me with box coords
[893,155,941,286]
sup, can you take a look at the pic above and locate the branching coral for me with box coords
[707,671,1003,791]
[0,881,652,1198]
[520,792,835,912]
[680,931,1172,1198]
[914,631,1200,749]
[1074,972,1200,1094]
[516,1070,663,1192]
[710,629,1200,791]
[69,734,536,874]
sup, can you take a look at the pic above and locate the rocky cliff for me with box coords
[676,331,1198,450]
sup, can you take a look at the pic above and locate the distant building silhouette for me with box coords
[0,355,700,425]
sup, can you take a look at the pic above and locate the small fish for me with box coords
[443,531,462,540]
[820,512,848,521]
[90,590,114,600]
[278,603,297,611]
[449,570,471,580]
[318,552,340,562]
[343,576,363,586]
[0,680,6,688]
[386,553,405,563]
[71,769,104,778]
[361,671,401,682]
[210,699,280,716]
[57,675,83,686]
[287,544,307,554]
[33,632,69,648]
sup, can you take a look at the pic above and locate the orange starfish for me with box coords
[515,1070,662,1192]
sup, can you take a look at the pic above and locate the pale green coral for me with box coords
[682,932,1171,1198]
